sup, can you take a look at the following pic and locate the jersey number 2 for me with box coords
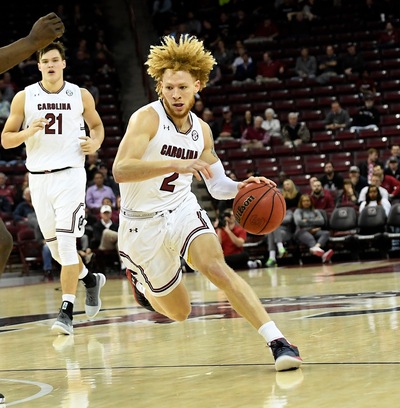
[161,173,178,192]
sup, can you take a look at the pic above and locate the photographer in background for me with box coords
[215,209,262,270]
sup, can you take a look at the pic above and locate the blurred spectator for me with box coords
[202,108,219,138]
[215,209,261,270]
[335,178,359,209]
[86,171,116,211]
[316,45,339,84]
[281,178,302,211]
[231,52,256,86]
[12,187,34,224]
[320,161,344,194]
[213,39,235,74]
[339,43,365,77]
[183,10,202,36]
[281,112,310,147]
[261,108,281,138]
[357,147,384,183]
[350,96,380,132]
[85,152,100,185]
[91,204,119,248]
[231,9,253,43]
[378,21,400,48]
[192,98,205,117]
[255,52,284,84]
[302,0,321,21]
[13,171,29,208]
[310,179,335,214]
[240,115,270,148]
[277,171,289,189]
[349,165,369,194]
[287,9,312,39]
[82,76,100,106]
[373,164,400,200]
[324,100,350,131]
[98,162,119,197]
[359,185,391,217]
[208,64,222,86]
[0,90,10,124]
[294,47,317,80]
[293,194,334,262]
[0,72,17,102]
[358,174,389,203]
[265,219,290,267]
[240,110,254,134]
[245,17,280,43]
[0,194,12,214]
[355,69,377,99]
[385,144,400,166]
[0,172,14,206]
[214,106,241,139]
[151,0,173,36]
[385,156,400,180]
[231,45,253,73]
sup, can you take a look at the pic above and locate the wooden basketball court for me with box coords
[1,259,400,407]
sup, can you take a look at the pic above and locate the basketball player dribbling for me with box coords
[1,41,106,336]
[112,35,302,371]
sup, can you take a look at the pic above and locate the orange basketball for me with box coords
[233,183,286,235]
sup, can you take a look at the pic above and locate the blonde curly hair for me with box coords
[146,35,216,97]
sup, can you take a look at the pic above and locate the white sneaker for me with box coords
[310,246,324,257]
[247,260,262,269]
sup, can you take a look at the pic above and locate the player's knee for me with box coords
[168,305,191,322]
[200,260,234,289]
[57,234,79,265]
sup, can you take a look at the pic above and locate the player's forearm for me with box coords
[0,38,37,74]
[113,158,175,183]
[89,124,104,150]
[1,129,31,149]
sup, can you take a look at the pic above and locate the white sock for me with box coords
[277,242,284,251]
[258,321,284,343]
[269,250,276,260]
[79,266,88,279]
[62,294,76,304]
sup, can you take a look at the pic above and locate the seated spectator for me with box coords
[265,210,292,267]
[294,47,317,80]
[316,45,339,84]
[355,69,377,99]
[281,178,302,211]
[386,144,400,166]
[348,165,369,195]
[240,115,270,148]
[85,152,100,186]
[373,164,400,201]
[231,51,256,86]
[202,108,219,138]
[336,178,359,209]
[101,196,119,225]
[378,21,400,49]
[213,39,235,74]
[215,209,261,270]
[240,110,254,134]
[255,51,284,84]
[86,171,116,212]
[359,185,391,217]
[0,172,14,207]
[0,194,12,214]
[320,161,344,197]
[385,156,400,181]
[358,174,389,203]
[324,100,350,132]
[302,0,321,21]
[339,42,365,77]
[357,147,384,183]
[0,90,10,125]
[0,71,16,102]
[231,46,253,74]
[245,17,280,43]
[261,108,281,138]
[208,64,222,86]
[293,194,334,262]
[98,162,119,197]
[214,106,241,140]
[281,112,310,147]
[310,179,335,214]
[82,76,100,106]
[349,96,380,133]
[12,187,34,225]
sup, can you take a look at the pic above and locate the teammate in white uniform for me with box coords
[2,42,106,335]
[113,35,302,371]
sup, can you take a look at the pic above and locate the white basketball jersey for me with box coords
[23,81,85,171]
[120,100,205,212]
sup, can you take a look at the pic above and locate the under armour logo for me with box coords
[129,228,138,233]
[164,125,170,130]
